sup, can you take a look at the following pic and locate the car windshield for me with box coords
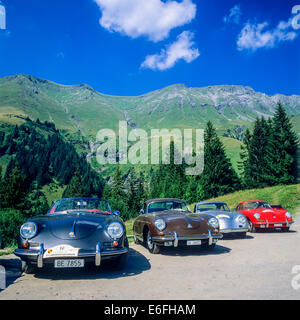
[49,198,111,215]
[147,201,190,213]
[244,201,272,210]
[196,203,230,212]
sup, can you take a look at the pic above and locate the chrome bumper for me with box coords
[221,228,248,234]
[255,218,293,228]
[152,231,222,247]
[14,243,128,268]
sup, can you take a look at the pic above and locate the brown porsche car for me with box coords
[133,198,223,254]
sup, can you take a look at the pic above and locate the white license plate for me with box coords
[187,240,202,246]
[274,224,282,227]
[54,259,84,268]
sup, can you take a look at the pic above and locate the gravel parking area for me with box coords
[0,217,299,300]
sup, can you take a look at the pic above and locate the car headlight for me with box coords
[107,222,124,239]
[285,212,292,218]
[238,215,247,224]
[154,219,166,231]
[20,222,37,239]
[254,213,260,220]
[208,217,219,229]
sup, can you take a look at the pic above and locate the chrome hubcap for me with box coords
[147,232,154,250]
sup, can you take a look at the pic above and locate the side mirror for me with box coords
[139,209,144,215]
[113,210,120,216]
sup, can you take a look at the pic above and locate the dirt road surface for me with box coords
[0,217,300,300]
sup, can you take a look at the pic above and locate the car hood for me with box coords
[152,210,213,234]
[195,210,235,219]
[248,208,287,219]
[30,213,119,240]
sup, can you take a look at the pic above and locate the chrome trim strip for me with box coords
[208,230,212,245]
[266,219,269,228]
[14,248,128,259]
[152,234,222,242]
[37,243,44,268]
[174,232,178,247]
[95,242,101,266]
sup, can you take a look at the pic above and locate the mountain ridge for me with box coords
[0,74,299,138]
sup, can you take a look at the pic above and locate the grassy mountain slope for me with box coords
[1,74,299,139]
[194,184,300,215]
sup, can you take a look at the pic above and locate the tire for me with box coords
[282,227,290,232]
[134,235,140,245]
[247,219,256,233]
[146,230,160,254]
[201,242,216,251]
[21,261,37,274]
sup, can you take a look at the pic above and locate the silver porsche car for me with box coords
[193,201,248,237]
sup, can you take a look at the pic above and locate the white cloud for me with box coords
[141,31,199,70]
[0,4,6,30]
[223,4,242,25]
[237,18,298,51]
[94,0,196,42]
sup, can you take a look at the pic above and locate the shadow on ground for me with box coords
[157,243,231,257]
[0,248,150,286]
[33,248,150,281]
[0,258,22,292]
[221,234,254,241]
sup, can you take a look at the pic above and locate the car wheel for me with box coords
[146,230,160,254]
[247,219,256,233]
[201,243,216,250]
[134,235,140,244]
[282,227,290,232]
[21,261,37,274]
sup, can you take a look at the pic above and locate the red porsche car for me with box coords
[235,200,294,232]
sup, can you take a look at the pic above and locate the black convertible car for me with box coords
[14,198,129,273]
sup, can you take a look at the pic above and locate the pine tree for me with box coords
[2,164,26,209]
[201,121,240,199]
[63,170,86,198]
[265,102,299,185]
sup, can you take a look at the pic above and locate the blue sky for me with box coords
[0,0,299,96]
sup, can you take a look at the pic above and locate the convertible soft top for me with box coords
[145,198,186,205]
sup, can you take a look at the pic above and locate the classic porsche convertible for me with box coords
[14,198,129,273]
[236,200,294,232]
[133,198,223,254]
[193,201,248,237]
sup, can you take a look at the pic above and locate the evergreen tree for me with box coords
[201,121,240,199]
[63,170,86,198]
[265,102,299,185]
[2,164,26,209]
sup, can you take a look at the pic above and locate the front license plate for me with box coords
[274,224,282,227]
[54,259,84,268]
[187,240,202,246]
